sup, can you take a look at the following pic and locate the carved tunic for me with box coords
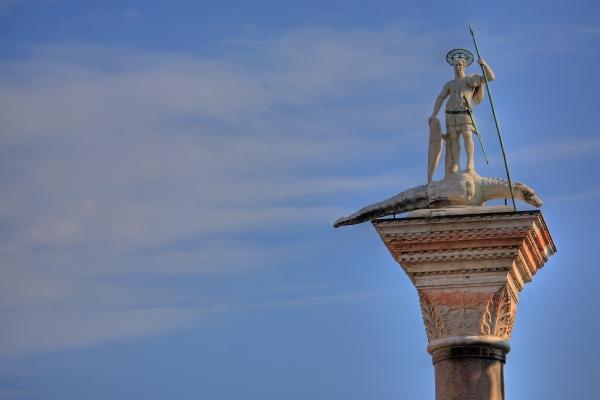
[443,74,485,131]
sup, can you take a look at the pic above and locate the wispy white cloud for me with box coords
[577,26,600,35]
[0,25,437,357]
[0,388,35,399]
[124,8,142,21]
[510,136,600,165]
[543,187,600,204]
[0,307,197,357]
[0,0,22,13]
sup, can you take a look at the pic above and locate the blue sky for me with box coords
[0,1,599,399]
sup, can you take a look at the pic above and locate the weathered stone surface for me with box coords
[373,208,556,399]
[429,51,493,178]
[333,176,541,228]
[374,209,554,343]
[434,351,505,400]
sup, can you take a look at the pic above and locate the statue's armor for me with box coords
[444,74,484,131]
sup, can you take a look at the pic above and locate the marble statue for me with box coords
[428,49,493,182]
[334,49,542,228]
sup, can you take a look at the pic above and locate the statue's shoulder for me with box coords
[466,73,484,86]
[441,79,454,89]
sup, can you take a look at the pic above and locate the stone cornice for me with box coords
[373,210,555,286]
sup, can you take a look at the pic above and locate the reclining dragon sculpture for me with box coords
[333,171,541,228]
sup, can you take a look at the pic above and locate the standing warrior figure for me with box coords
[427,49,495,181]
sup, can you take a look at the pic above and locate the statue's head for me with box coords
[452,58,467,76]
[446,49,474,77]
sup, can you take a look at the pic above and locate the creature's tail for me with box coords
[334,185,428,228]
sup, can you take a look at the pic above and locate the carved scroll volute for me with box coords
[479,286,516,339]
[418,290,448,342]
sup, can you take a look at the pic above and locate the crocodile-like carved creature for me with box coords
[333,170,542,228]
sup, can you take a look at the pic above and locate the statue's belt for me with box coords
[445,110,470,115]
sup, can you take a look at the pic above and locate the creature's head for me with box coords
[514,183,543,207]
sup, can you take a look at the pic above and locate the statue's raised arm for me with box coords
[477,59,495,81]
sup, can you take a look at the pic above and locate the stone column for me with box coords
[373,208,556,400]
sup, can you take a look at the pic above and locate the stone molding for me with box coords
[427,335,511,354]
[431,344,507,364]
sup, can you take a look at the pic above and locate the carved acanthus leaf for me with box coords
[480,286,514,338]
[418,290,448,341]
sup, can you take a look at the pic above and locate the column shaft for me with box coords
[433,344,506,400]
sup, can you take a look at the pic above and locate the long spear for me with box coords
[469,25,517,211]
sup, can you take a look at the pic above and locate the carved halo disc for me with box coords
[446,48,474,66]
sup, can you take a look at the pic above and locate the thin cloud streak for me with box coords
[510,136,600,165]
[543,187,600,204]
[0,25,439,357]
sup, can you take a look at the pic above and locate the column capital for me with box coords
[373,208,556,344]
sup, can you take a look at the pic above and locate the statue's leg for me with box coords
[463,129,475,171]
[444,132,454,176]
[450,131,460,173]
[444,131,460,175]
